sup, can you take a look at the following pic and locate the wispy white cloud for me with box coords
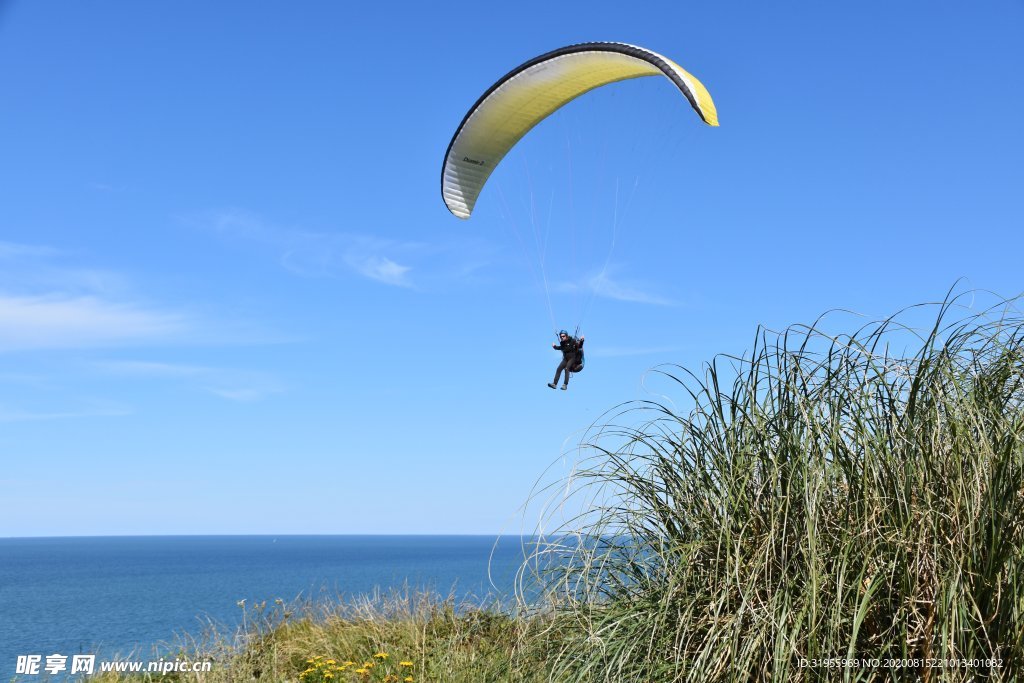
[587,346,682,358]
[92,360,208,377]
[0,241,59,259]
[203,386,280,402]
[555,267,676,306]
[587,272,675,306]
[0,294,189,352]
[0,241,184,352]
[347,254,411,287]
[197,209,502,289]
[0,242,133,296]
[0,240,289,352]
[0,401,131,423]
[0,242,287,422]
[94,359,284,402]
[281,235,415,288]
[206,210,417,288]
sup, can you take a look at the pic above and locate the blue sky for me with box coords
[1,1,1021,536]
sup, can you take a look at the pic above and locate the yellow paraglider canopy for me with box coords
[441,42,718,219]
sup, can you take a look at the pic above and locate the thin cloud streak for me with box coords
[349,255,412,287]
[588,345,682,358]
[554,267,676,306]
[208,210,416,288]
[0,294,189,352]
[0,241,59,259]
[204,386,281,402]
[94,359,285,402]
[588,272,675,306]
[0,241,137,297]
[92,360,209,377]
[0,403,132,423]
[0,240,294,350]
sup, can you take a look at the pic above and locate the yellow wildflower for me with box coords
[405,677,414,682]
[374,652,389,659]
[326,659,336,664]
[400,661,414,667]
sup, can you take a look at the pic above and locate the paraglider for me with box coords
[548,330,585,391]
[440,42,718,388]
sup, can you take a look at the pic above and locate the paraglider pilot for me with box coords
[548,330,584,390]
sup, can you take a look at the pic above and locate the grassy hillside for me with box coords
[85,294,1024,682]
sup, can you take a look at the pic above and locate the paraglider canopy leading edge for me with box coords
[440,41,719,220]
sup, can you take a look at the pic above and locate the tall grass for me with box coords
[526,294,1024,682]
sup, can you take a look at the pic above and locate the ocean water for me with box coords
[0,535,531,677]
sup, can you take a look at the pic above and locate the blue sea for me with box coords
[0,535,531,678]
